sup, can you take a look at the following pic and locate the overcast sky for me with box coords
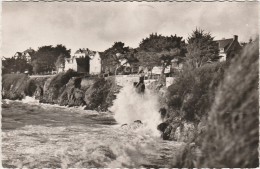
[1,2,259,57]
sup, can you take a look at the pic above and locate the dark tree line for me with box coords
[2,44,70,75]
[2,57,32,74]
[31,45,70,74]
[3,28,222,75]
[101,29,220,76]
[101,42,139,75]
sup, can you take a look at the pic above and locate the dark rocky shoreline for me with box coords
[2,70,121,112]
[2,70,195,143]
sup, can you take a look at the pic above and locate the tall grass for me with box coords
[198,40,259,167]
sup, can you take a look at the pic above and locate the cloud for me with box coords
[2,2,259,57]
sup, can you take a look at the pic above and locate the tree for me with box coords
[186,28,219,68]
[2,57,32,74]
[54,44,71,58]
[2,57,15,74]
[114,48,139,75]
[136,33,186,82]
[101,42,132,75]
[31,60,41,74]
[32,44,71,74]
[137,33,186,69]
[55,54,65,71]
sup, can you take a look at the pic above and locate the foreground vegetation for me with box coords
[160,39,258,167]
[197,39,259,167]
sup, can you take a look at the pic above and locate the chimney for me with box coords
[234,35,238,41]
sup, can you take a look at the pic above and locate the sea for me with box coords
[1,85,185,168]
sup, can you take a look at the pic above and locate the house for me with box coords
[215,35,242,62]
[22,48,35,63]
[151,66,171,75]
[13,47,35,63]
[102,52,139,75]
[88,52,101,75]
[170,58,183,72]
[65,48,90,73]
[64,48,101,74]
[56,64,65,73]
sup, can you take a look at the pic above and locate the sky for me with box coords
[1,2,259,57]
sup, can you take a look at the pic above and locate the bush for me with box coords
[84,78,111,110]
[58,77,86,107]
[49,69,79,91]
[198,39,259,167]
[84,77,120,111]
[42,69,80,103]
[166,62,226,121]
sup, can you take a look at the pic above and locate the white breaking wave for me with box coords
[2,93,185,168]
[21,96,40,104]
[110,84,161,136]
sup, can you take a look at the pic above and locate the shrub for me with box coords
[84,77,119,111]
[41,69,80,103]
[49,69,79,90]
[166,62,226,121]
[84,78,111,110]
[198,39,259,167]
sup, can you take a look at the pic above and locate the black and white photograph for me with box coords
[1,1,259,168]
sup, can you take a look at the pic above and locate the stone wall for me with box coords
[114,75,176,87]
[114,75,140,86]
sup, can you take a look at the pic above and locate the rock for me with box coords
[159,108,167,119]
[133,120,142,124]
[157,122,168,133]
[34,86,43,100]
[121,124,127,127]
[197,121,206,134]
[174,122,196,142]
[162,125,172,140]
[120,121,143,130]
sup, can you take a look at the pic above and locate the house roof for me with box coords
[14,52,22,57]
[215,36,242,56]
[23,48,35,54]
[74,48,97,57]
[215,38,233,51]
[75,49,88,54]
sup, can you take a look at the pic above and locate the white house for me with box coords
[65,48,101,74]
[65,56,79,72]
[89,52,102,75]
[171,58,183,71]
[151,66,171,75]
[65,48,90,73]
[57,64,65,73]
